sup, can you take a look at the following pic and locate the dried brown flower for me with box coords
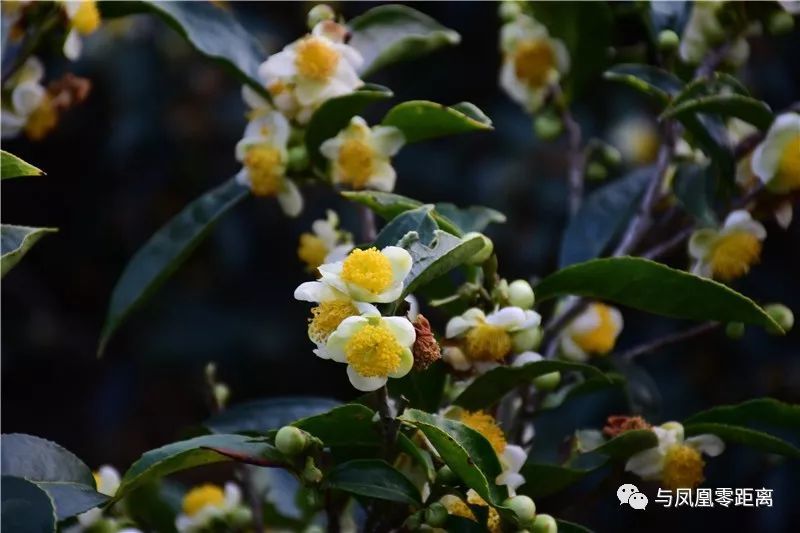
[602,415,651,438]
[412,314,441,371]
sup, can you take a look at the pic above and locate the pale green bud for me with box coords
[601,144,622,167]
[276,426,309,456]
[435,465,458,485]
[765,303,794,334]
[288,145,309,172]
[463,232,494,265]
[404,511,423,530]
[725,322,745,340]
[205,362,217,381]
[307,4,335,28]
[499,1,523,21]
[512,327,543,352]
[425,502,448,527]
[586,161,608,181]
[533,371,561,391]
[508,279,535,309]
[303,456,323,484]
[213,383,230,409]
[503,495,537,527]
[657,29,680,52]
[768,11,794,35]
[228,506,253,526]
[534,113,563,141]
[531,513,558,533]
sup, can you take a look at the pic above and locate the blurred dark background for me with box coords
[2,2,799,531]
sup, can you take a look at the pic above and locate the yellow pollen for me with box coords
[709,231,761,281]
[182,484,225,517]
[337,138,375,188]
[774,135,800,191]
[25,95,58,141]
[92,472,101,488]
[72,0,101,35]
[344,322,403,377]
[460,411,507,454]
[244,145,284,196]
[662,444,705,490]
[464,322,512,362]
[572,304,618,355]
[269,80,287,95]
[308,300,357,344]
[341,247,393,294]
[298,233,328,270]
[295,36,339,81]
[513,38,556,88]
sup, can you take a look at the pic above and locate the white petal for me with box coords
[625,448,665,480]
[12,81,45,116]
[371,126,405,156]
[260,50,296,80]
[688,228,718,260]
[442,346,471,371]
[568,306,601,334]
[346,366,387,391]
[559,336,588,362]
[294,281,342,303]
[486,306,527,329]
[502,445,528,471]
[355,302,381,316]
[686,434,725,457]
[372,284,403,304]
[96,465,120,496]
[389,347,414,379]
[224,482,242,507]
[63,29,82,60]
[320,136,343,160]
[1,111,25,138]
[497,471,526,492]
[775,201,793,229]
[383,246,413,285]
[512,351,543,367]
[383,317,416,347]
[242,84,269,110]
[175,515,194,533]
[367,161,397,192]
[552,38,571,74]
[445,316,473,338]
[519,310,542,330]
[277,180,303,217]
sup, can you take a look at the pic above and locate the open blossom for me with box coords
[609,116,660,165]
[458,410,527,494]
[176,483,251,532]
[297,210,354,271]
[325,310,415,391]
[559,302,623,362]
[320,116,405,191]
[625,422,724,490]
[1,57,58,141]
[62,0,102,60]
[259,20,363,124]
[235,111,303,216]
[688,210,766,281]
[679,1,749,67]
[499,13,569,112]
[751,113,800,194]
[318,246,413,303]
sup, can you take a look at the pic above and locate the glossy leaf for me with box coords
[1,225,57,278]
[400,230,484,297]
[662,94,774,130]
[205,397,340,434]
[673,163,717,225]
[559,167,652,267]
[1,476,56,533]
[99,178,249,355]
[374,205,437,248]
[454,361,607,411]
[381,100,492,143]
[433,203,506,234]
[684,398,800,429]
[604,64,683,106]
[534,257,781,330]
[348,4,460,76]
[684,423,800,459]
[389,361,447,412]
[36,482,108,520]
[0,434,94,486]
[305,85,394,170]
[293,404,382,448]
[576,429,659,460]
[518,463,594,498]
[681,113,734,180]
[1,150,44,179]
[540,373,626,411]
[326,459,422,505]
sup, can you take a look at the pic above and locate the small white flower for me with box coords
[559,302,623,362]
[497,444,527,494]
[688,209,766,281]
[1,57,49,140]
[176,482,250,533]
[259,20,364,125]
[499,14,569,112]
[62,0,102,60]
[317,246,413,303]
[751,112,800,193]
[297,210,354,271]
[325,312,415,391]
[320,116,405,191]
[235,111,303,216]
[76,465,121,527]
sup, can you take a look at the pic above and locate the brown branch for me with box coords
[640,226,694,260]
[618,321,719,362]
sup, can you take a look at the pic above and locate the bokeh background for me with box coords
[2,2,799,531]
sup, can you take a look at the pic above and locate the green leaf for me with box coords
[1,476,56,533]
[401,231,483,297]
[381,100,492,143]
[1,150,44,179]
[454,361,607,411]
[433,203,506,234]
[559,167,652,267]
[98,178,248,356]
[115,434,284,501]
[326,459,422,505]
[374,205,437,248]
[305,85,394,171]
[684,423,800,459]
[670,72,750,109]
[205,397,341,434]
[661,94,774,131]
[1,225,57,278]
[534,257,781,330]
[100,1,267,96]
[518,463,593,498]
[604,64,683,106]
[400,409,508,505]
[293,404,381,448]
[36,482,108,521]
[1,434,94,486]
[540,373,626,411]
[673,163,717,225]
[125,481,182,533]
[577,429,659,460]
[389,361,447,412]
[348,4,460,76]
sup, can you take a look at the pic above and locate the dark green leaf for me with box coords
[534,257,781,330]
[205,397,340,434]
[684,398,800,429]
[454,361,607,411]
[1,225,57,278]
[389,361,447,412]
[680,113,734,180]
[1,150,44,179]
[293,404,381,448]
[305,85,394,171]
[1,476,56,533]
[518,463,593,498]
[348,4,460,76]
[662,94,773,130]
[684,423,800,459]
[604,64,683,106]
[579,429,659,460]
[401,231,484,297]
[540,374,626,411]
[124,481,182,533]
[559,167,652,267]
[36,482,108,520]
[374,205,437,248]
[670,72,750,108]
[98,178,249,356]
[433,203,506,234]
[381,100,492,143]
[673,163,717,225]
[326,459,422,505]
[1,434,94,486]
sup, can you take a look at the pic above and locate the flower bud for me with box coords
[303,456,323,484]
[657,29,680,52]
[531,513,558,533]
[307,4,335,28]
[508,279,535,309]
[213,383,230,409]
[725,322,745,340]
[503,495,537,527]
[435,465,458,485]
[229,506,253,526]
[533,371,561,391]
[765,303,793,334]
[601,144,623,167]
[463,232,494,265]
[533,113,563,141]
[586,161,608,181]
[768,11,794,35]
[205,362,217,381]
[288,145,309,172]
[499,1,523,22]
[425,502,448,527]
[276,426,309,456]
[512,327,543,352]
[404,511,423,530]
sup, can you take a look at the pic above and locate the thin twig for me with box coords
[618,321,719,362]
[359,205,377,242]
[563,106,585,217]
[641,226,694,260]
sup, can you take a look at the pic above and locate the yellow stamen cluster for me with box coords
[709,231,761,281]
[295,37,339,81]
[775,135,800,191]
[572,304,617,355]
[298,233,328,270]
[337,137,375,188]
[24,95,58,141]
[460,411,507,454]
[513,39,556,88]
[341,247,392,293]
[661,445,705,490]
[308,300,357,344]
[244,146,284,196]
[464,323,512,362]
[345,322,403,377]
[72,0,101,35]
[182,484,225,517]
[92,471,101,488]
